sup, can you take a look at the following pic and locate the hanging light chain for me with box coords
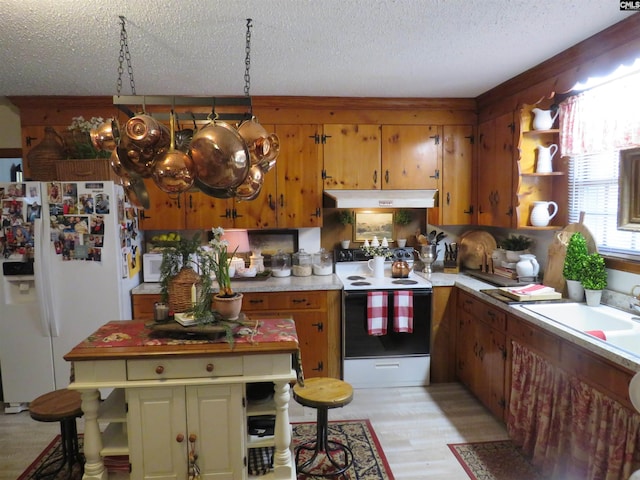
[117,15,137,96]
[244,18,253,98]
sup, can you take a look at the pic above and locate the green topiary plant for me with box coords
[562,232,589,281]
[338,210,354,225]
[581,252,607,290]
[394,209,412,226]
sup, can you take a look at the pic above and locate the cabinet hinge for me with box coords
[464,205,474,215]
[312,361,324,372]
[429,169,440,180]
[311,322,323,332]
[129,463,132,473]
[309,133,321,144]
[244,455,247,467]
[508,123,515,133]
[242,396,246,408]
[125,402,128,413]
[498,398,506,408]
[430,134,440,145]
[465,134,475,144]
[26,135,37,147]
[321,134,331,144]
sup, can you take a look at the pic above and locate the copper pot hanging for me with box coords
[189,121,250,190]
[237,117,280,165]
[90,118,119,152]
[120,174,150,209]
[235,164,264,201]
[152,113,196,194]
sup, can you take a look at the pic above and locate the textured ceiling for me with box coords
[0,0,635,98]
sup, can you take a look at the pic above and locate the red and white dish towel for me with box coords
[394,290,414,333]
[367,291,388,335]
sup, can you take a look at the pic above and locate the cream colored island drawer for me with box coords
[127,356,243,380]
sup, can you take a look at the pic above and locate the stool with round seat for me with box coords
[292,377,354,478]
[29,389,84,479]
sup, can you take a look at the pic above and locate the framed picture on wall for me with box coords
[354,212,393,242]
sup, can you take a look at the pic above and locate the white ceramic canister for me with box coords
[530,201,558,227]
[516,254,540,278]
[536,144,558,173]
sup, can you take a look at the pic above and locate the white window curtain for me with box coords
[559,71,640,255]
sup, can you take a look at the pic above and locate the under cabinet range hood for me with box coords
[323,190,437,209]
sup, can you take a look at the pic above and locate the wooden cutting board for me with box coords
[543,221,597,295]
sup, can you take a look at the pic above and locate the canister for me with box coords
[292,249,312,277]
[312,248,333,275]
[271,250,292,277]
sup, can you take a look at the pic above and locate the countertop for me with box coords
[131,273,343,295]
[131,269,640,373]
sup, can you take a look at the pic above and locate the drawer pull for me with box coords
[206,363,214,372]
[249,299,264,304]
[292,298,307,304]
[155,365,165,374]
[176,433,184,443]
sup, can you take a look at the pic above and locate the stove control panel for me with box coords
[334,247,415,263]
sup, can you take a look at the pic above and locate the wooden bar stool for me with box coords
[29,389,84,479]
[292,378,354,478]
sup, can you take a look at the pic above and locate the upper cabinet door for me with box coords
[440,125,474,225]
[476,112,515,228]
[275,124,323,228]
[139,179,185,230]
[323,124,381,189]
[381,125,442,189]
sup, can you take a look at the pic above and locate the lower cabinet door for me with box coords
[128,384,244,480]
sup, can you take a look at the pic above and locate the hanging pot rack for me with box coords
[112,95,253,123]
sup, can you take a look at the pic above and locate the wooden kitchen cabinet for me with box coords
[514,102,568,229]
[274,124,323,228]
[127,384,245,480]
[437,125,475,225]
[430,286,457,382]
[476,111,515,228]
[323,124,382,189]
[381,125,441,189]
[241,290,340,379]
[455,290,507,420]
[131,289,341,379]
[322,124,441,191]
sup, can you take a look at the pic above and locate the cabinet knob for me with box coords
[176,433,184,443]
[189,433,197,443]
[155,365,164,374]
[206,363,214,372]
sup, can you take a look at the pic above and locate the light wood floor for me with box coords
[0,383,508,480]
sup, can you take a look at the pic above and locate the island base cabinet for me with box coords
[127,384,245,480]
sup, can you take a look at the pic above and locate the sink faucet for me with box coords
[630,285,640,313]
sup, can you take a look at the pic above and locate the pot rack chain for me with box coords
[116,16,137,96]
[244,18,253,99]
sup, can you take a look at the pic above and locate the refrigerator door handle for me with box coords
[33,218,58,337]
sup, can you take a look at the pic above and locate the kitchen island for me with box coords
[64,317,300,480]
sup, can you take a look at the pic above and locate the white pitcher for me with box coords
[531,108,559,130]
[536,144,558,173]
[367,256,385,279]
[530,201,558,227]
[516,254,540,278]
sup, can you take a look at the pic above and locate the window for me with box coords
[560,64,640,259]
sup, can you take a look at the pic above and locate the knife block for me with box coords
[443,259,459,274]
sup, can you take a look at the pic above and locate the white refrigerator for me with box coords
[0,180,141,412]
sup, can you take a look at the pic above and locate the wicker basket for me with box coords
[55,158,119,181]
[26,127,67,181]
[168,267,202,312]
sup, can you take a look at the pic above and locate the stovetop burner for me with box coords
[347,275,366,280]
[351,281,371,286]
[391,279,418,285]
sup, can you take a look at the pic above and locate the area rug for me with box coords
[448,440,547,480]
[19,419,393,480]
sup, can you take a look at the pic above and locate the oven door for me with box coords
[343,289,431,359]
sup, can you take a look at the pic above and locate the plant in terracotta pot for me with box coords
[562,232,589,301]
[209,227,243,320]
[499,235,533,262]
[581,252,607,306]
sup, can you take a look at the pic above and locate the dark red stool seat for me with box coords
[29,389,84,479]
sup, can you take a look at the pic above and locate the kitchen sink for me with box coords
[517,302,640,357]
[518,303,640,332]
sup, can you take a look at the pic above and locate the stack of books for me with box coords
[493,265,518,279]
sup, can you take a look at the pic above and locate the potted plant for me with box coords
[581,252,607,306]
[394,209,412,226]
[563,232,589,301]
[499,235,533,262]
[209,227,243,320]
[338,210,354,225]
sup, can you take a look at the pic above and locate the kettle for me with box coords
[391,260,411,278]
